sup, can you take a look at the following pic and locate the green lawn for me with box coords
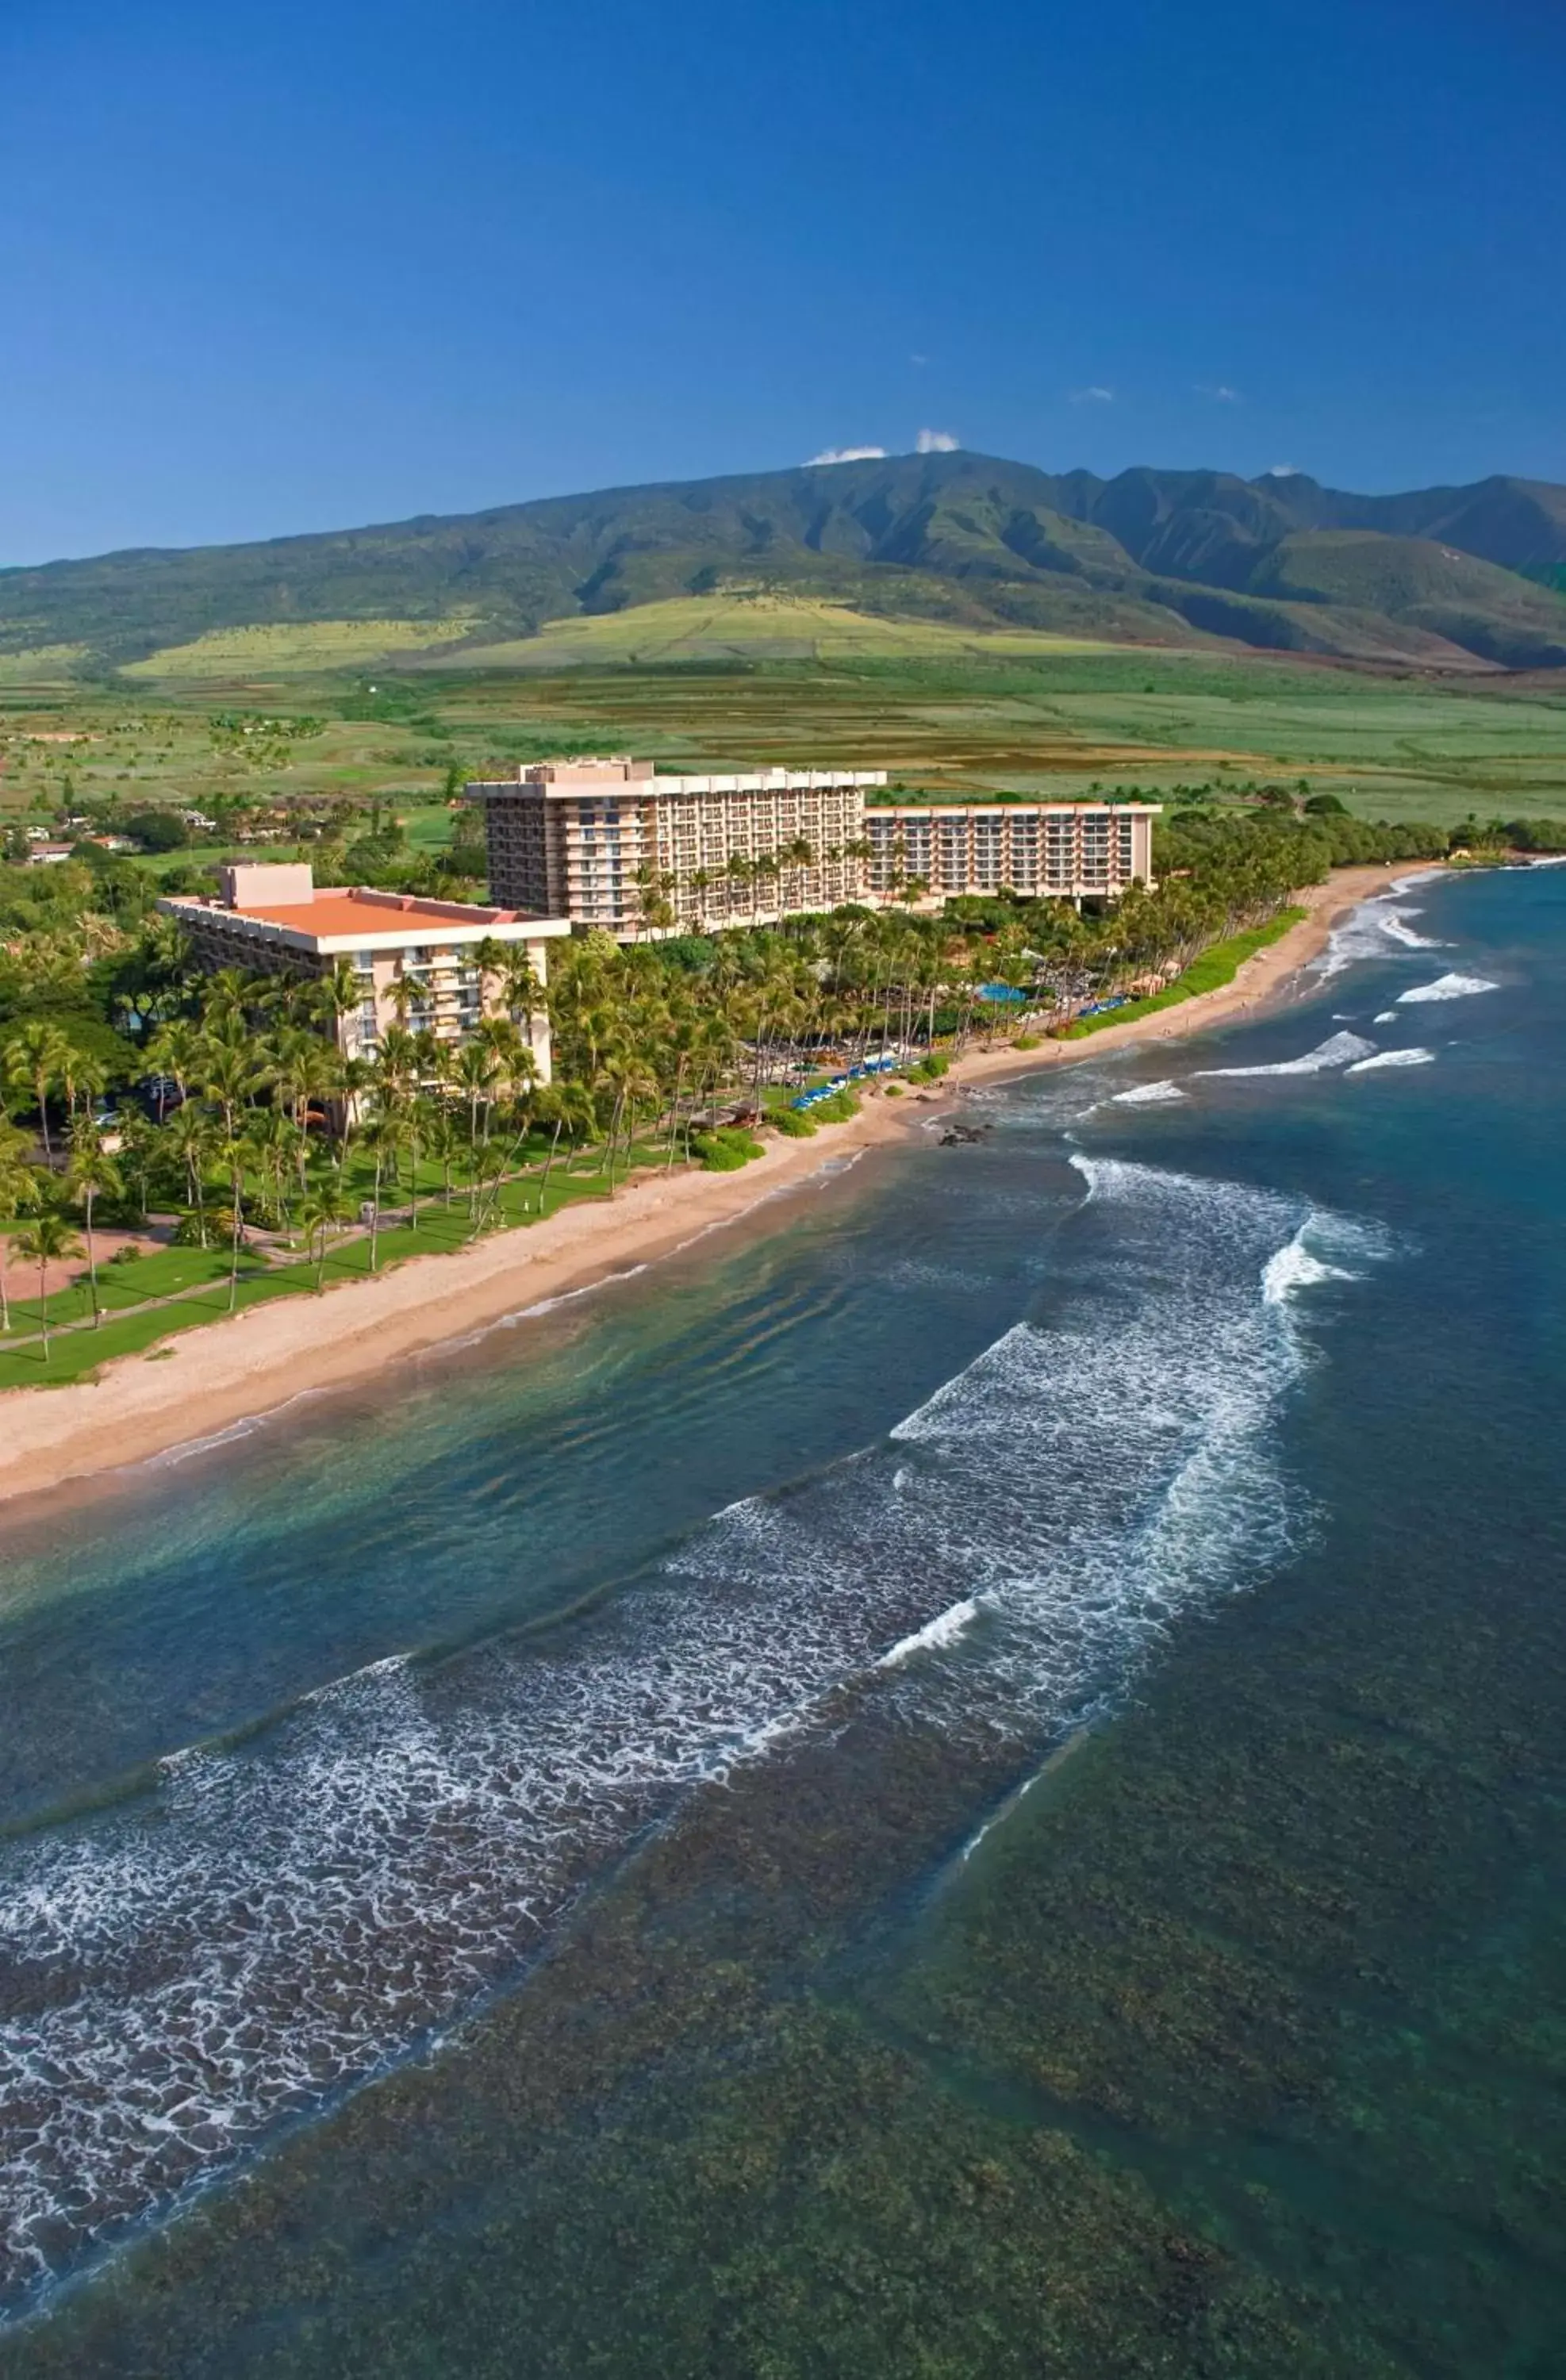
[0,1150,655,1388]
[1056,908,1307,1038]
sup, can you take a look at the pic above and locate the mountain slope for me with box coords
[2,451,1564,674]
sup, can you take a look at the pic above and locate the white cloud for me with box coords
[1265,463,1301,477]
[909,352,929,368]
[1069,386,1115,405]
[916,428,960,453]
[1198,382,1242,403]
[805,444,888,465]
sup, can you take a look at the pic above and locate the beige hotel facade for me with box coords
[160,863,567,1079]
[469,758,1157,937]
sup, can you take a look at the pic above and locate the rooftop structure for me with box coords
[468,756,886,937]
[159,865,570,1077]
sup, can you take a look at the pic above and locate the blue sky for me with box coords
[2,0,1561,562]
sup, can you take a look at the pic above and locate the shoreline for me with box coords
[0,862,1413,1510]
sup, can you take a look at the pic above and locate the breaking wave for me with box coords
[1198,1031,1375,1080]
[1111,1080,1187,1106]
[1377,909,1444,950]
[878,1600,981,1668]
[1397,973,1498,1004]
[1261,1211,1386,1305]
[1347,1048,1436,1074]
[1316,881,1449,979]
[0,1157,1388,2313]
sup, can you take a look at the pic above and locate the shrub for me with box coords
[883,1082,905,1096]
[771,1107,818,1137]
[1011,1034,1042,1050]
[808,1088,860,1123]
[124,808,190,852]
[694,1129,765,1172]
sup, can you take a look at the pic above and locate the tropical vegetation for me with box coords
[0,797,1533,1378]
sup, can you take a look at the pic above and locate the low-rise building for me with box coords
[159,864,568,1078]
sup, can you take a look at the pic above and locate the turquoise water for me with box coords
[1,867,1564,2374]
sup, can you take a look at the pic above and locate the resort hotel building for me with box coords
[159,863,569,1078]
[468,756,883,936]
[862,800,1157,904]
[468,758,1158,936]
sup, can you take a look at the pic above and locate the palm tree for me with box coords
[422,1104,462,1210]
[453,1041,501,1167]
[203,967,263,1026]
[780,834,815,922]
[466,1141,510,1235]
[751,851,780,925]
[532,1081,595,1210]
[375,1023,421,1103]
[163,1101,216,1246]
[359,1108,401,1272]
[0,1138,40,1334]
[4,1020,73,1159]
[404,1093,438,1224]
[14,1210,83,1361]
[217,1130,255,1309]
[724,850,752,927]
[59,1047,107,1128]
[298,1173,355,1293]
[64,1119,123,1327]
[146,1016,205,1118]
[246,1107,303,1228]
[312,954,362,1042]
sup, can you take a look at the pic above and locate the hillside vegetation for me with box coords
[5,452,1566,677]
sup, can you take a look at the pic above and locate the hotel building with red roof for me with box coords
[159,864,569,1080]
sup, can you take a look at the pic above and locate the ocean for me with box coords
[0,866,1562,2376]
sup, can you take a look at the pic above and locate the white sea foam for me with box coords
[1396,973,1499,1004]
[1197,1030,1374,1080]
[1375,1010,1398,1023]
[1377,909,1444,950]
[1347,1048,1436,1074]
[1316,886,1449,979]
[0,1153,1391,2309]
[877,1599,981,1668]
[1260,1211,1389,1306]
[1110,1080,1187,1106]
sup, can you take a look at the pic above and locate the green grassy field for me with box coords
[121,617,485,679]
[5,634,1566,837]
[432,595,1122,670]
[0,1155,639,1388]
[1057,909,1307,1037]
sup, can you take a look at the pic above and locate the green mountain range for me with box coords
[6,451,1566,675]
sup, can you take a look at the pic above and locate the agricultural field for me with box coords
[436,595,1121,670]
[121,616,484,679]
[4,632,1566,850]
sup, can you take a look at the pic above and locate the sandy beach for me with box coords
[0,863,1411,1507]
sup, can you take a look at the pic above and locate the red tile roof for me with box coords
[226,889,524,939]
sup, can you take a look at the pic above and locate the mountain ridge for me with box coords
[5,451,1566,674]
